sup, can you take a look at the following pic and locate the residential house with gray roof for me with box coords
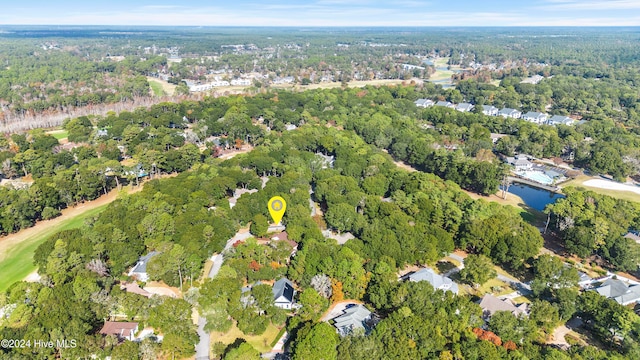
[407,268,459,294]
[455,103,474,112]
[128,252,160,282]
[435,101,455,109]
[498,108,522,119]
[482,105,499,116]
[272,278,296,310]
[479,294,529,320]
[595,279,640,306]
[547,115,576,126]
[522,111,548,124]
[414,99,435,108]
[332,304,373,336]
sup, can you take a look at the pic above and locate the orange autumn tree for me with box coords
[472,328,502,347]
[248,260,262,271]
[330,279,344,303]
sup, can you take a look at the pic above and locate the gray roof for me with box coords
[624,232,640,243]
[578,271,592,284]
[506,156,532,167]
[482,105,498,112]
[523,111,547,119]
[333,304,372,334]
[455,103,474,111]
[479,294,528,317]
[272,278,295,303]
[435,101,453,107]
[407,268,459,294]
[414,99,434,107]
[130,251,160,274]
[544,169,563,178]
[548,115,575,125]
[595,279,640,305]
[499,108,520,116]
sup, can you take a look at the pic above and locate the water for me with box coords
[517,170,554,185]
[501,183,565,211]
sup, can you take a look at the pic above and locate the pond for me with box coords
[500,183,565,211]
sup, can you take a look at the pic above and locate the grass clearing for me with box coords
[560,175,640,203]
[149,80,166,96]
[512,296,532,304]
[210,322,282,353]
[45,129,69,140]
[146,77,176,96]
[0,204,109,292]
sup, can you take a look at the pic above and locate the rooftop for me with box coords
[595,279,640,305]
[479,294,528,317]
[333,304,372,335]
[407,268,459,294]
[99,322,138,339]
[130,251,160,274]
[272,278,295,302]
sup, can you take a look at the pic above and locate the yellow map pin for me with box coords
[268,196,287,224]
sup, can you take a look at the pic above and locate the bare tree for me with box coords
[86,258,110,277]
[310,274,332,299]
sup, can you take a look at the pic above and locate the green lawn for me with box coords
[561,176,640,203]
[149,79,166,96]
[210,322,282,353]
[46,129,69,140]
[0,204,109,292]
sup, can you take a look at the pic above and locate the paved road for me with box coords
[195,229,254,360]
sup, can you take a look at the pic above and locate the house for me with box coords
[407,268,459,294]
[120,282,152,298]
[455,103,474,112]
[547,115,576,126]
[99,322,139,341]
[414,98,435,108]
[270,231,298,258]
[498,108,522,119]
[479,294,529,319]
[332,304,373,336]
[128,252,160,282]
[577,272,594,289]
[272,278,296,310]
[490,133,508,144]
[506,154,533,171]
[595,279,640,306]
[482,105,499,116]
[522,112,548,124]
[231,79,252,86]
[285,124,297,131]
[624,232,640,244]
[435,101,455,109]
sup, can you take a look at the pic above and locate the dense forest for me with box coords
[2,85,640,262]
[2,27,640,133]
[1,83,640,359]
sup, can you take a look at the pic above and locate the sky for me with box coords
[1,0,639,27]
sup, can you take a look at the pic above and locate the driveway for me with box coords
[196,228,254,359]
[320,300,362,322]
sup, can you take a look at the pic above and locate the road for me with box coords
[194,228,253,360]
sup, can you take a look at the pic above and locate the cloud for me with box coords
[540,0,640,10]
